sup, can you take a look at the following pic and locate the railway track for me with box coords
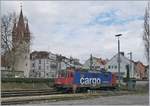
[1,89,131,105]
[2,100,31,105]
[1,90,132,105]
[1,89,62,98]
[2,88,116,98]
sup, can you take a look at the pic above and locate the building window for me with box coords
[115,65,117,69]
[32,63,35,67]
[39,66,41,70]
[108,65,110,69]
[112,66,113,69]
[25,56,27,59]
[39,60,41,64]
[51,64,57,68]
[26,63,27,66]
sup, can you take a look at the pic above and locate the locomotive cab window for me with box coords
[61,72,65,77]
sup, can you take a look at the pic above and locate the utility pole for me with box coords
[59,55,62,76]
[44,59,45,78]
[115,34,122,89]
[70,56,73,68]
[127,52,132,77]
[90,54,93,70]
[56,54,62,78]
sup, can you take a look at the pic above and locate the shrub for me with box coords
[1,78,54,83]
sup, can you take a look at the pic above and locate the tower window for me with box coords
[39,66,41,70]
[39,60,41,64]
[32,63,35,67]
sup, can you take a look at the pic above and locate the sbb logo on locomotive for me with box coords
[80,77,101,85]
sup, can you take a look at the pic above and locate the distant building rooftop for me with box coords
[30,51,49,60]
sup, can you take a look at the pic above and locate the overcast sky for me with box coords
[1,1,148,64]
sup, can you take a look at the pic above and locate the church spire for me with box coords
[25,19,30,42]
[17,4,25,33]
[17,8,25,32]
[20,1,23,10]
[13,1,30,44]
[26,20,30,33]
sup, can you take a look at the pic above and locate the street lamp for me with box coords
[115,34,122,89]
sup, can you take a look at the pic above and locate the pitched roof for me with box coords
[30,51,49,59]
[25,20,30,34]
[134,61,146,67]
[84,56,107,66]
[12,8,31,47]
[16,9,26,33]
[107,52,135,64]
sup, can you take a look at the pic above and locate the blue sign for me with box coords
[74,71,112,86]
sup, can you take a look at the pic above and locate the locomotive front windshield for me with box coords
[58,71,67,77]
[59,71,73,78]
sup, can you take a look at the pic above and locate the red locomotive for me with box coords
[54,67,117,93]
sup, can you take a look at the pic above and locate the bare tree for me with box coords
[143,2,150,64]
[1,12,16,70]
[1,13,15,52]
[1,12,31,77]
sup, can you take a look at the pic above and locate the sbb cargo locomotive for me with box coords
[54,68,117,93]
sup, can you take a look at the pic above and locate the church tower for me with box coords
[12,8,30,77]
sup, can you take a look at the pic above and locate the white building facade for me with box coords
[30,51,57,78]
[105,52,135,78]
[30,51,82,78]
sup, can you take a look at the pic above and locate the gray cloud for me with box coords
[1,1,148,64]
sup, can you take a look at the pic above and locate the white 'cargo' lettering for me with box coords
[80,78,101,85]
[80,77,85,85]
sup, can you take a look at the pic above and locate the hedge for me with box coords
[123,78,136,82]
[1,78,54,83]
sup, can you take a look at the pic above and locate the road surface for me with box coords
[31,94,149,105]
